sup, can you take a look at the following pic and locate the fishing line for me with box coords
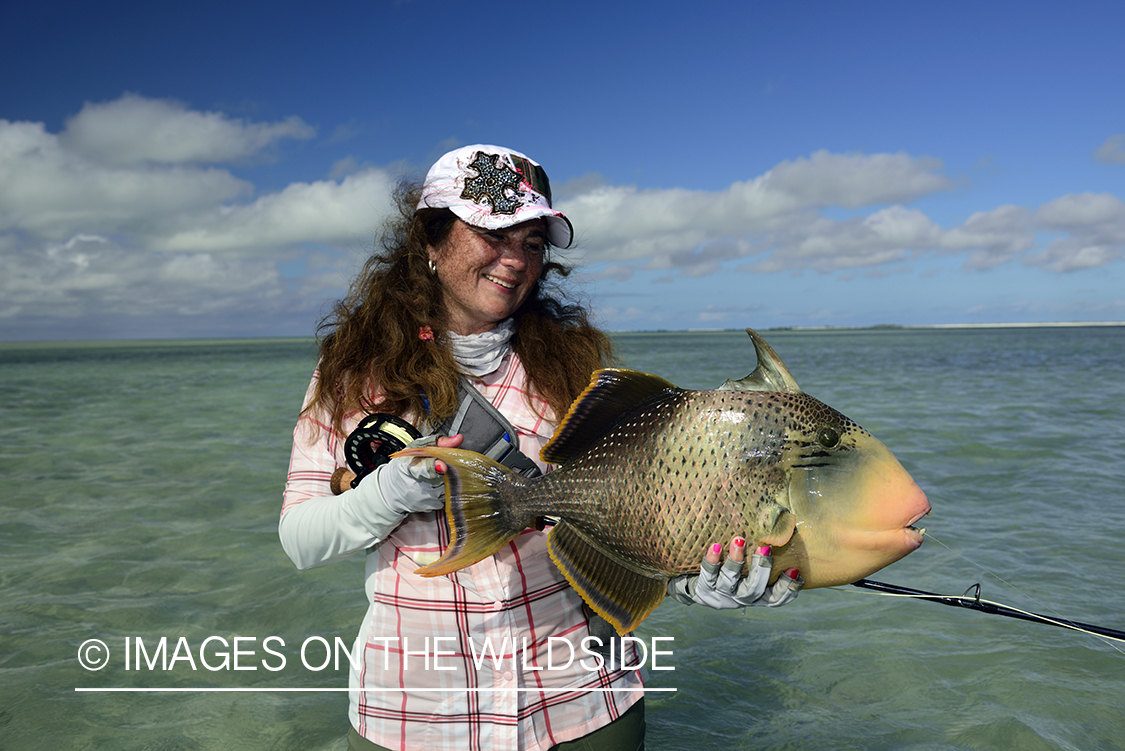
[923,533,1124,649]
[837,531,1125,654]
[923,532,1068,616]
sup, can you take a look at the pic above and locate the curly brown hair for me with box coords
[305,178,616,437]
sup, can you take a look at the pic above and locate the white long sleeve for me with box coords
[278,475,409,570]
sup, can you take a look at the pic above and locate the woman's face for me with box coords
[429,218,547,335]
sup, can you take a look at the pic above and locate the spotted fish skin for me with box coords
[397,329,930,635]
[525,388,839,576]
[526,391,801,571]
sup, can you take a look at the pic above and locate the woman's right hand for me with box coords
[666,538,803,609]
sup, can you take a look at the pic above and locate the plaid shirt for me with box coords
[281,352,644,751]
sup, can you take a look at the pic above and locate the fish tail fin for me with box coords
[392,447,532,577]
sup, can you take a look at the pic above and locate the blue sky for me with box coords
[2,1,1123,340]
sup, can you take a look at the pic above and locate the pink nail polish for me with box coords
[733,537,745,548]
[711,543,722,555]
[784,568,800,579]
[756,545,771,556]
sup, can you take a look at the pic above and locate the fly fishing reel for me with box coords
[343,413,423,489]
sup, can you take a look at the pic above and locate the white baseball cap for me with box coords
[416,144,573,248]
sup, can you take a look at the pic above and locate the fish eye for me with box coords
[817,425,840,448]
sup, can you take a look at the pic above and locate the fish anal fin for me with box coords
[542,369,679,465]
[547,520,667,636]
[718,328,802,394]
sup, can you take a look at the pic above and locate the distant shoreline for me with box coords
[764,321,1125,331]
[3,321,1124,346]
[662,321,1125,334]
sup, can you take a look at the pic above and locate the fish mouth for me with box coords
[903,507,931,548]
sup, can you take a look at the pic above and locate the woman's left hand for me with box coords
[666,537,804,608]
[331,434,464,494]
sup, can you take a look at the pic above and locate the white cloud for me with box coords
[562,151,956,273]
[761,150,955,208]
[0,118,251,240]
[942,205,1036,270]
[0,95,352,338]
[60,93,315,165]
[1094,134,1125,165]
[698,303,763,322]
[1036,192,1125,228]
[155,168,396,254]
[0,234,280,317]
[3,96,1125,339]
[764,206,944,272]
[595,305,656,327]
[591,264,636,282]
[1,95,395,256]
[1027,193,1125,272]
[564,154,1124,281]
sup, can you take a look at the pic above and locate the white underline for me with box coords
[75,687,676,693]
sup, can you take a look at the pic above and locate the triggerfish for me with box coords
[397,328,931,635]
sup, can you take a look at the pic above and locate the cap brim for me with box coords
[448,204,573,249]
[545,214,573,249]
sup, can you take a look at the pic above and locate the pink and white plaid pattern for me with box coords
[282,353,644,750]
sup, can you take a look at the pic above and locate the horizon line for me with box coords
[4,320,1125,346]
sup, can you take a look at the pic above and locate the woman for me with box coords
[280,145,801,751]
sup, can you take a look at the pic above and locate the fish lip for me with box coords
[906,507,930,529]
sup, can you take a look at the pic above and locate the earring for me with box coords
[428,259,437,275]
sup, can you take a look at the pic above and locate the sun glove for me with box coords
[666,549,804,608]
[353,434,447,537]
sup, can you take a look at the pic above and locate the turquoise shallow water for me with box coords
[1,328,1123,750]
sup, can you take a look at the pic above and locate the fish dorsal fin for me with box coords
[718,328,802,393]
[542,369,679,465]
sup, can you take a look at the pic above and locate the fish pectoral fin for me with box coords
[759,508,797,547]
[542,369,679,465]
[547,521,667,636]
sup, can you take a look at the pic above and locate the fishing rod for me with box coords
[852,579,1125,642]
